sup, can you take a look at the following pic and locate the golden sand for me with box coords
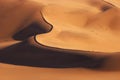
[0,0,120,80]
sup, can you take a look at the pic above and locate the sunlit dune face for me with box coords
[1,0,120,52]
[36,0,120,53]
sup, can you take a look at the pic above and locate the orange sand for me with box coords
[0,0,120,80]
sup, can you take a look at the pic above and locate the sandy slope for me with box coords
[0,0,120,80]
[0,0,44,41]
[0,63,120,80]
[36,0,120,52]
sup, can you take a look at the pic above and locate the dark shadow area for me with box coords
[0,38,106,69]
[13,22,49,40]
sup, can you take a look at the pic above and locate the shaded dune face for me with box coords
[38,0,120,52]
[12,12,52,41]
[0,0,51,41]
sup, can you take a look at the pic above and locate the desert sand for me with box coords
[0,63,120,80]
[0,0,120,80]
[36,0,120,52]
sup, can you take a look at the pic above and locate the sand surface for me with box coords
[0,63,120,80]
[0,0,120,80]
[36,0,120,52]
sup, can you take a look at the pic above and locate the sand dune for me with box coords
[0,0,50,41]
[0,0,120,80]
[36,0,120,52]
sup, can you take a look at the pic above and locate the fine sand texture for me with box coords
[0,0,120,80]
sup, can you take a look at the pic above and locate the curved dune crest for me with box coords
[1,0,120,80]
[35,0,120,52]
[1,0,120,52]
